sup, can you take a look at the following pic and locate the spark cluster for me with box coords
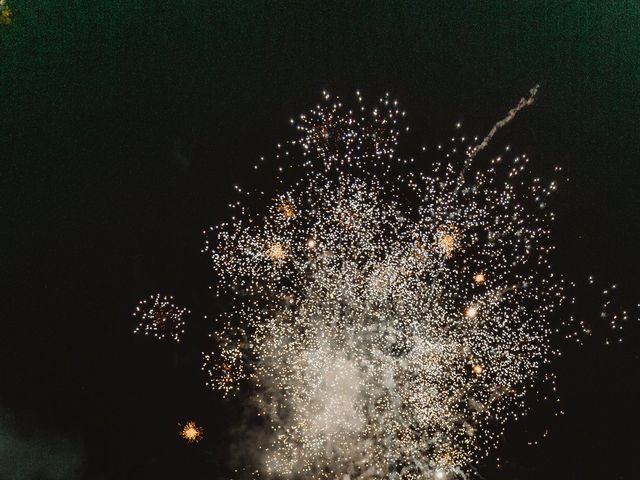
[179,420,204,444]
[203,89,564,479]
[132,293,188,342]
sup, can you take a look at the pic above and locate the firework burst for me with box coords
[198,87,571,479]
[132,294,188,342]
[179,420,204,444]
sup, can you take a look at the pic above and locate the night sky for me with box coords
[2,2,640,479]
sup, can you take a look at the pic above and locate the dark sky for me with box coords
[1,1,639,479]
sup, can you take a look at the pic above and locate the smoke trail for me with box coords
[470,85,539,158]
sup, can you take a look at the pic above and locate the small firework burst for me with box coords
[265,241,286,261]
[465,304,479,319]
[435,224,461,258]
[132,294,188,342]
[179,421,203,444]
[276,197,296,220]
[473,271,486,284]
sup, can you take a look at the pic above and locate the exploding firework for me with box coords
[132,294,188,342]
[179,420,204,444]
[201,87,569,479]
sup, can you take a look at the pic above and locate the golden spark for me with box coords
[465,305,479,319]
[179,421,204,444]
[436,225,460,258]
[277,200,296,220]
[266,242,286,261]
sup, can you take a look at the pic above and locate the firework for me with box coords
[0,0,11,25]
[179,420,204,444]
[202,89,564,479]
[473,272,486,285]
[132,294,188,342]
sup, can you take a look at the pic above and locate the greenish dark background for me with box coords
[1,1,639,479]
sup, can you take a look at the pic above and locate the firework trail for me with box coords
[200,87,568,480]
[469,85,539,158]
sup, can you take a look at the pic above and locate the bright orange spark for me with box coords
[277,200,296,220]
[266,242,286,261]
[179,421,204,444]
[436,225,460,258]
